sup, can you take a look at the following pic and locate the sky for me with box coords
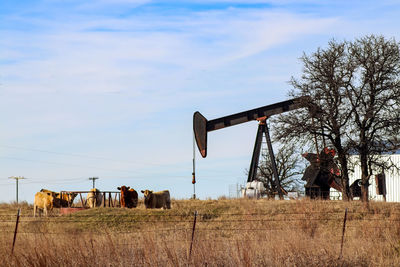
[1,0,400,203]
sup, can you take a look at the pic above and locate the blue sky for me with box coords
[1,0,400,203]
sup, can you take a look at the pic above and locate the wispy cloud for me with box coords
[1,7,337,96]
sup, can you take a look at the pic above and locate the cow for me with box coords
[40,189,77,207]
[141,190,171,209]
[117,186,138,208]
[34,191,59,217]
[87,188,103,208]
[40,188,59,197]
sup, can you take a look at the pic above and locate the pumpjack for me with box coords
[193,97,308,199]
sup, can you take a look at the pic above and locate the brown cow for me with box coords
[117,186,138,208]
[141,190,171,209]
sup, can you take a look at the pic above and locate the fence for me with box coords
[1,210,399,235]
[2,201,400,267]
[3,208,400,261]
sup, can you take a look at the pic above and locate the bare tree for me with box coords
[346,35,400,201]
[275,35,400,202]
[274,40,354,200]
[257,144,303,198]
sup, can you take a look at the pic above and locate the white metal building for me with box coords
[331,154,400,202]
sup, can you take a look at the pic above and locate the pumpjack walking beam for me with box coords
[193,96,308,199]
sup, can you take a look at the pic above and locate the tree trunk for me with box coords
[360,154,369,202]
[335,143,351,201]
[361,179,369,203]
[337,154,351,201]
[341,176,350,201]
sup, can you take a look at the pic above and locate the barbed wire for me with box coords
[0,215,361,219]
[0,217,399,223]
[0,233,394,243]
[1,210,400,217]
[0,223,397,235]
[0,218,398,227]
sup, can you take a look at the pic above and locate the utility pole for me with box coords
[89,177,99,189]
[8,176,26,204]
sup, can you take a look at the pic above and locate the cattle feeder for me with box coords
[60,191,121,214]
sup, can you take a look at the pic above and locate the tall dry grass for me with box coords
[1,198,400,266]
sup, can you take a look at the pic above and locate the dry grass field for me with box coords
[1,198,400,266]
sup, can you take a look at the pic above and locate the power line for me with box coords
[1,155,236,180]
[0,145,172,167]
[0,156,140,174]
[0,156,196,178]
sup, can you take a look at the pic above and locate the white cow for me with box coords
[87,188,103,208]
[141,189,171,209]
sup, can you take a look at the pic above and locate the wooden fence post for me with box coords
[189,210,198,260]
[11,208,21,255]
[339,208,348,259]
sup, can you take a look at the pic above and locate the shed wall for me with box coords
[331,154,400,202]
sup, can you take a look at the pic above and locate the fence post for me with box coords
[189,210,198,260]
[11,208,21,255]
[339,208,348,259]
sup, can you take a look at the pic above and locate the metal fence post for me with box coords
[339,208,348,259]
[189,210,198,259]
[11,208,21,255]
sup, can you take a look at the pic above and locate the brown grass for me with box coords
[1,198,400,266]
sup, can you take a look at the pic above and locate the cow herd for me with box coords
[117,186,171,209]
[34,189,78,217]
[33,186,171,216]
